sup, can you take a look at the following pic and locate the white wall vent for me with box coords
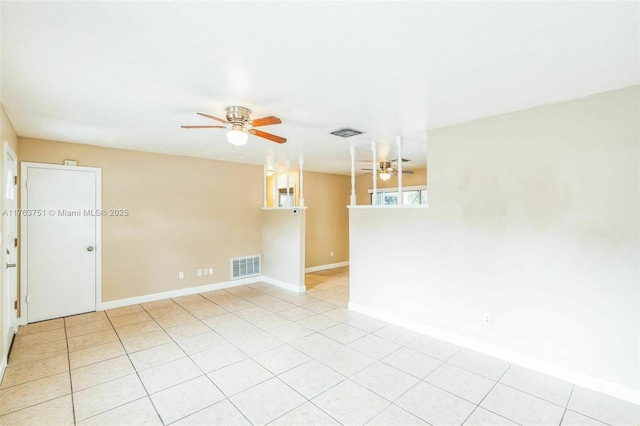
[231,255,261,280]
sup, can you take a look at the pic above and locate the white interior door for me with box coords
[23,163,101,323]
[3,144,18,353]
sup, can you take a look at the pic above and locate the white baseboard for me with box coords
[305,261,349,273]
[99,275,306,311]
[262,276,306,293]
[0,355,6,384]
[99,276,266,311]
[348,302,640,405]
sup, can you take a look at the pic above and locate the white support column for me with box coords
[350,145,356,206]
[272,161,278,208]
[286,160,291,207]
[298,157,305,207]
[263,163,268,208]
[371,139,378,205]
[426,132,429,189]
[397,135,403,205]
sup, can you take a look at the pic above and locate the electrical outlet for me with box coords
[179,272,184,279]
[197,269,202,277]
[330,251,334,257]
[203,268,208,276]
[483,312,492,325]
[209,268,213,275]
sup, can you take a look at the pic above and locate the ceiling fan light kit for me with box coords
[227,126,248,145]
[361,160,415,180]
[182,106,286,145]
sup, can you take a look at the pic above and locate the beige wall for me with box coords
[1,104,19,369]
[355,168,427,205]
[268,170,350,269]
[19,138,263,302]
[304,171,350,268]
[349,86,639,393]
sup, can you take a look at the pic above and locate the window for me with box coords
[278,187,295,207]
[369,186,427,205]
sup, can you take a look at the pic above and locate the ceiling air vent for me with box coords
[231,255,261,280]
[330,127,365,138]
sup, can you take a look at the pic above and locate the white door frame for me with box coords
[20,162,102,324]
[2,142,18,376]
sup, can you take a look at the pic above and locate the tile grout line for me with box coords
[150,291,278,425]
[136,299,199,425]
[142,291,297,425]
[62,312,151,424]
[558,386,575,426]
[4,272,341,423]
[170,276,348,424]
[261,376,343,426]
[63,317,77,426]
[71,305,200,425]
[458,364,521,426]
[104,307,165,425]
[557,387,616,426]
[21,269,624,426]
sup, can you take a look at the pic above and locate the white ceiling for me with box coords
[1,1,638,175]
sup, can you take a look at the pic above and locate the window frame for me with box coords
[367,185,427,206]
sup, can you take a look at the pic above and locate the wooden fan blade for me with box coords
[248,129,286,144]
[360,168,374,171]
[251,116,282,127]
[181,125,226,129]
[196,112,228,124]
[402,170,415,174]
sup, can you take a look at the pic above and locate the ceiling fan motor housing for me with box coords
[226,106,251,125]
[380,161,392,171]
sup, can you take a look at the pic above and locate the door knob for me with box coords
[87,246,94,252]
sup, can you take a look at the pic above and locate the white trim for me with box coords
[367,184,427,194]
[263,163,268,208]
[262,276,306,293]
[2,142,18,367]
[305,261,349,273]
[348,204,429,209]
[350,145,356,206]
[348,302,640,405]
[0,355,6,385]
[396,136,403,205]
[20,162,102,323]
[99,276,266,311]
[100,275,306,311]
[371,139,377,204]
[298,157,305,207]
[286,160,291,207]
[272,161,278,208]
[261,206,308,211]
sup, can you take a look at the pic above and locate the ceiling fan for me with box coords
[362,160,414,181]
[182,106,286,145]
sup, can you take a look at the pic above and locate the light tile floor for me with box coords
[1,267,638,425]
